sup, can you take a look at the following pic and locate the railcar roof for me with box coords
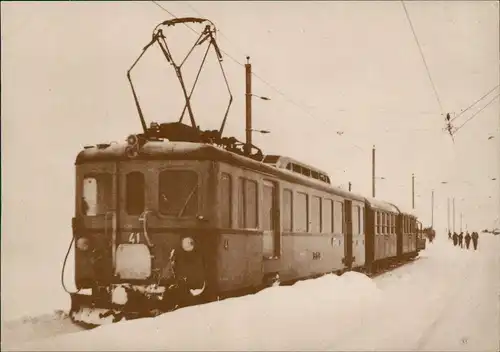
[75,140,366,202]
[364,197,401,213]
[398,207,418,217]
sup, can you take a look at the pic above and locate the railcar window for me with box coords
[238,178,258,229]
[322,199,333,233]
[283,189,293,232]
[159,170,198,217]
[389,214,393,234]
[376,212,381,234]
[220,173,232,228]
[126,172,145,215]
[295,192,308,232]
[310,196,321,233]
[359,206,364,234]
[263,184,274,231]
[352,205,359,235]
[82,174,112,216]
[383,213,387,234]
[333,201,343,234]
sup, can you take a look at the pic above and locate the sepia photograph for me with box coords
[1,1,499,351]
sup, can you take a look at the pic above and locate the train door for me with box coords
[343,199,353,269]
[115,161,151,281]
[262,180,280,259]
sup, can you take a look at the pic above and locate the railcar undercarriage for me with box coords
[70,280,207,326]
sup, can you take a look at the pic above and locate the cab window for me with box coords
[82,174,112,216]
[159,170,198,217]
[126,172,145,215]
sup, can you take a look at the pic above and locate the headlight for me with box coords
[127,134,138,146]
[76,237,90,251]
[181,237,194,252]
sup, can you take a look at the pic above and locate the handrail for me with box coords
[139,210,154,248]
[104,211,117,273]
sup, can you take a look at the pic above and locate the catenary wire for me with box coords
[401,0,444,116]
[450,84,500,123]
[453,93,499,135]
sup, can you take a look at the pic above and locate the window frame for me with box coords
[220,172,232,228]
[158,169,199,217]
[282,188,293,232]
[125,171,145,216]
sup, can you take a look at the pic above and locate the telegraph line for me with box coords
[401,0,444,116]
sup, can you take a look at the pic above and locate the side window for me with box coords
[126,172,145,215]
[159,170,198,216]
[322,199,333,233]
[295,192,308,232]
[310,196,321,233]
[220,173,232,228]
[82,174,112,216]
[383,213,387,234]
[262,183,274,231]
[359,206,364,234]
[238,178,258,229]
[283,188,293,232]
[376,212,381,234]
[352,205,359,235]
[333,200,343,233]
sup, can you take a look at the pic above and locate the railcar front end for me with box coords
[69,142,218,324]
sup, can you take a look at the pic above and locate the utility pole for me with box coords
[453,197,456,233]
[447,197,450,233]
[431,190,434,228]
[245,56,252,155]
[412,173,415,209]
[372,145,376,198]
[348,182,352,191]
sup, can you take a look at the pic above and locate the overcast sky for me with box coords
[2,1,499,266]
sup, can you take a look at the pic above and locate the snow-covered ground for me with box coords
[2,234,499,351]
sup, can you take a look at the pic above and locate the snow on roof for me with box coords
[364,197,401,213]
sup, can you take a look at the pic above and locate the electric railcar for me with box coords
[68,125,422,325]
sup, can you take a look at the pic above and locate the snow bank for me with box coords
[5,234,500,351]
[7,272,383,351]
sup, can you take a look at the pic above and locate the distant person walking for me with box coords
[453,232,458,246]
[471,232,479,250]
[458,232,464,248]
[464,232,471,249]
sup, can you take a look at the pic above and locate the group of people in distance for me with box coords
[448,231,479,250]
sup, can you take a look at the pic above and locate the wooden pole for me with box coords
[245,56,252,155]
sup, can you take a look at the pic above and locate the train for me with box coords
[63,17,427,326]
